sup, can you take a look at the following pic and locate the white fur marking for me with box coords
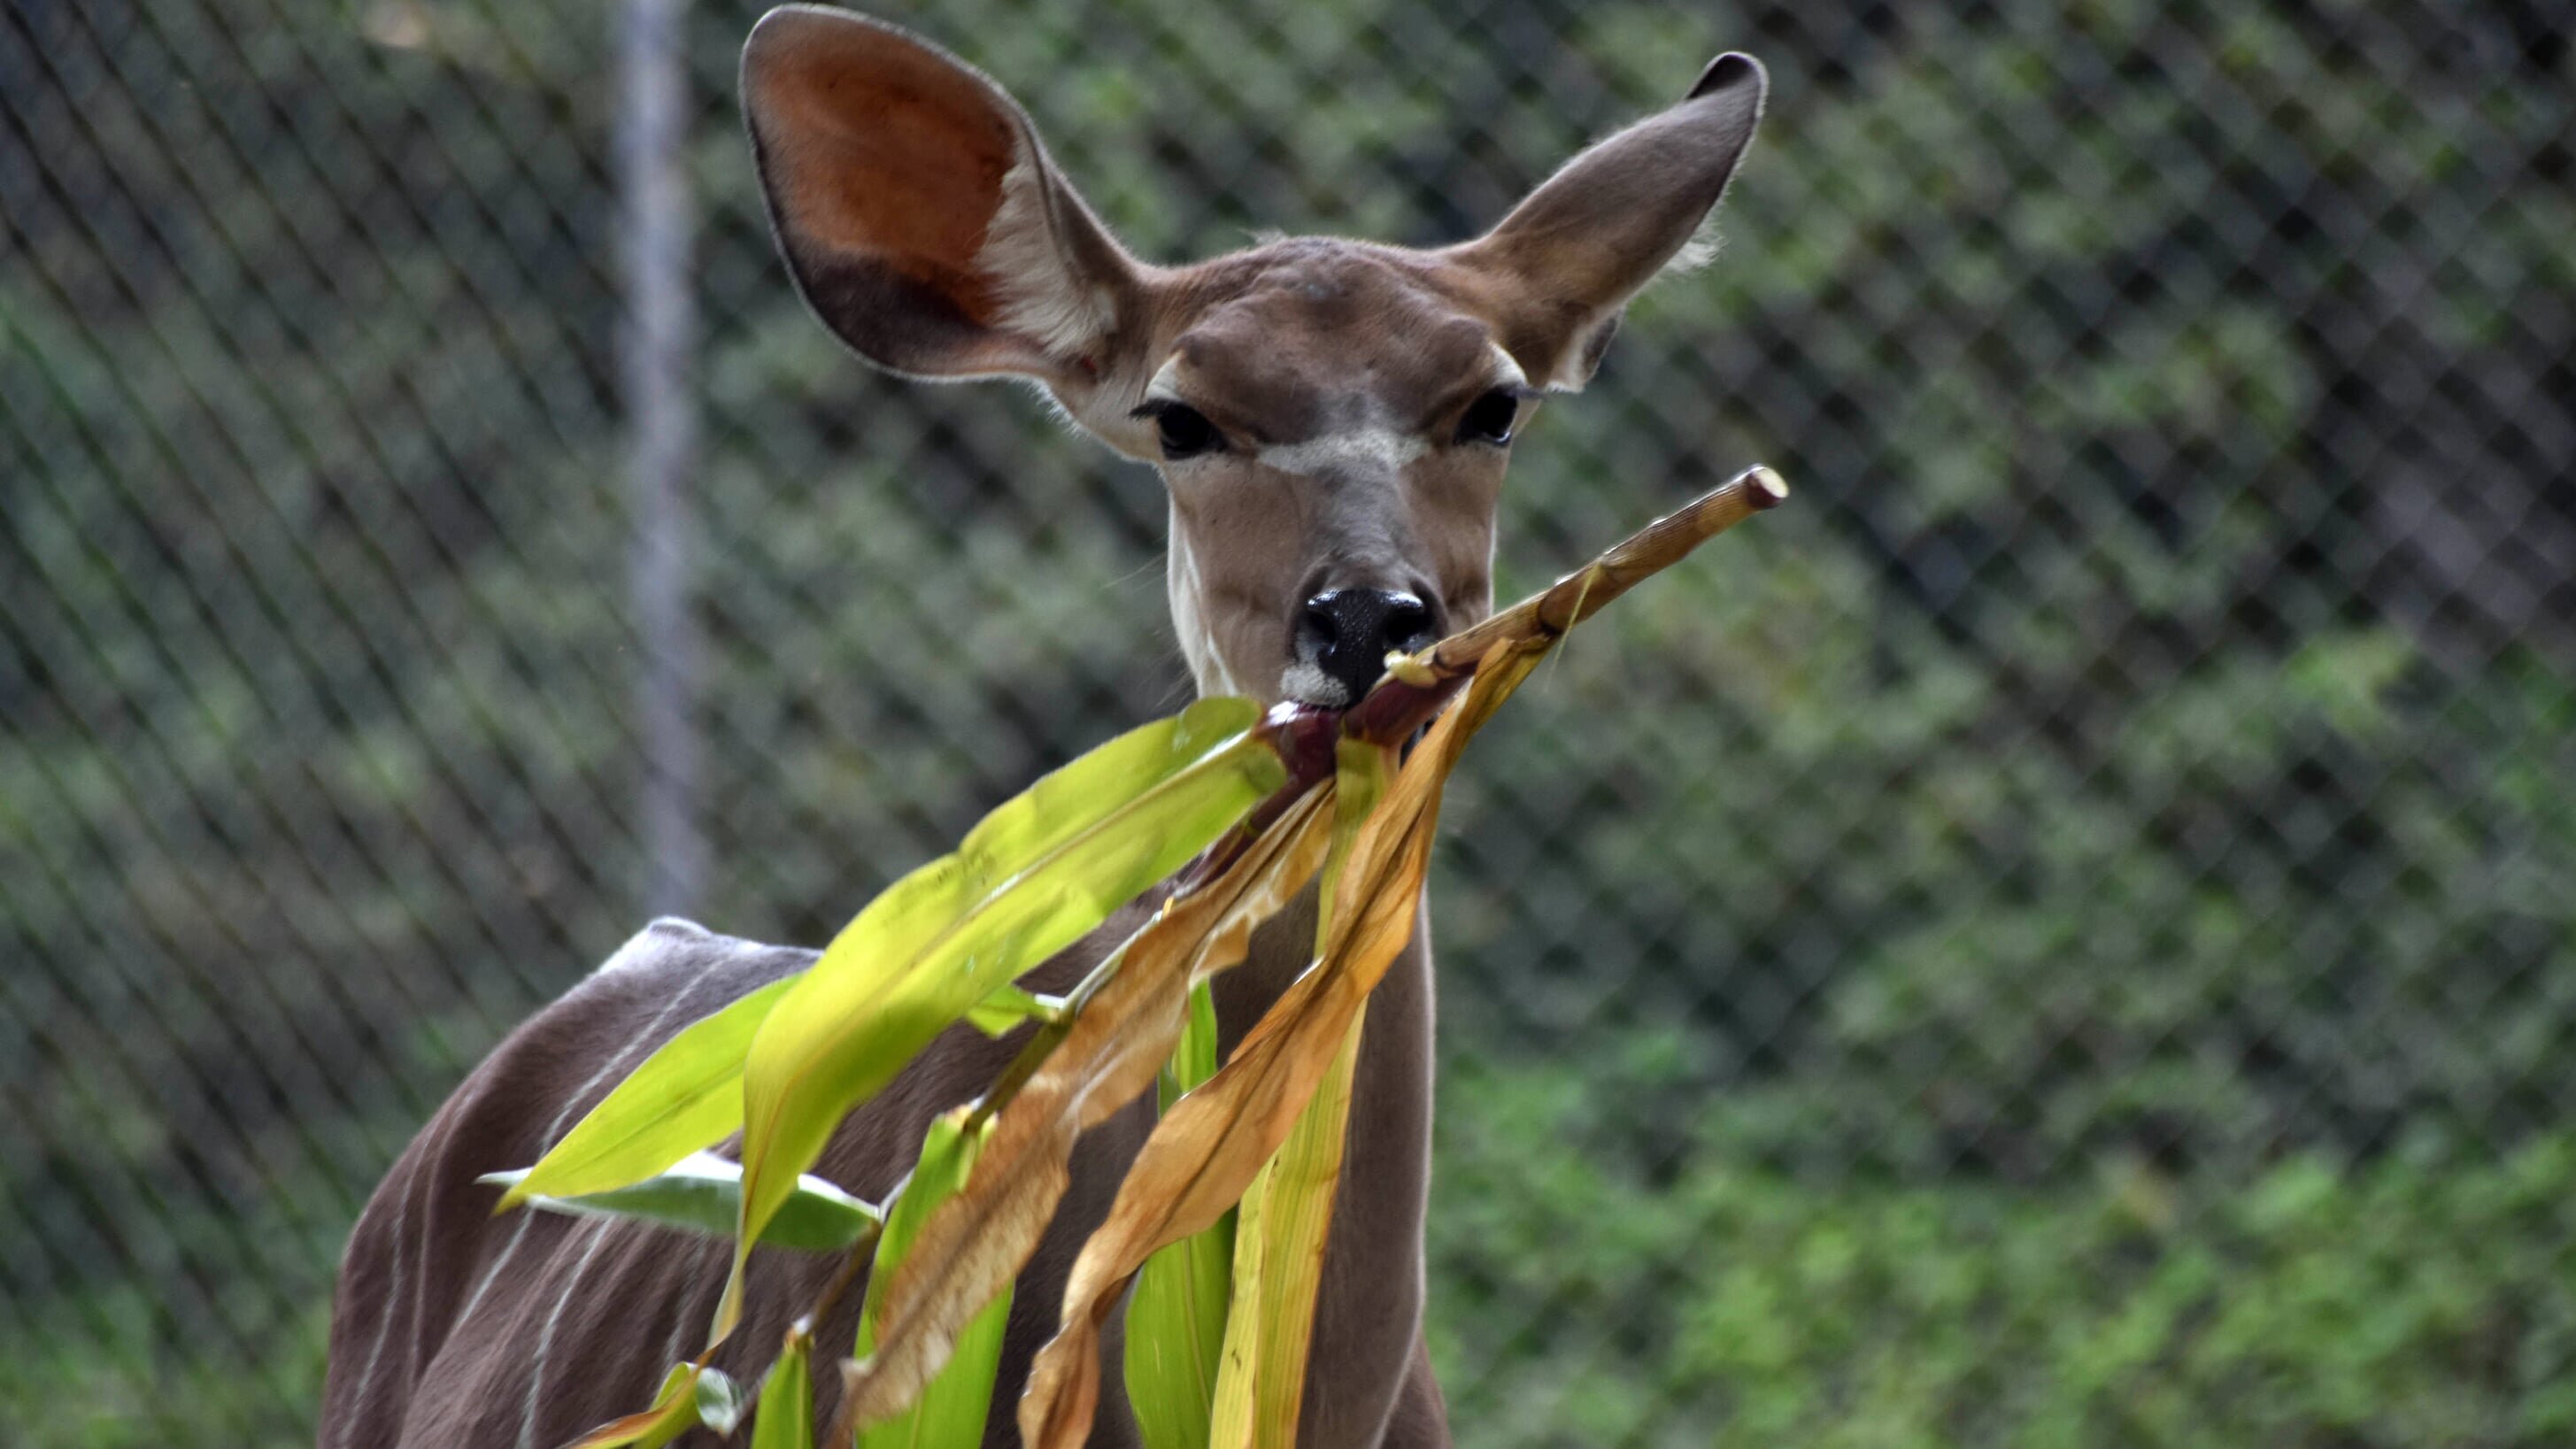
[1279,661,1351,709]
[655,1257,704,1370]
[1168,533,1240,698]
[518,1219,616,1449]
[1257,428,1429,478]
[334,1166,409,1448]
[1192,642,1238,698]
[451,928,737,1332]
[586,917,698,977]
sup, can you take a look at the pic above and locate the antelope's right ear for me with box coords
[1454,52,1767,393]
[740,5,1138,388]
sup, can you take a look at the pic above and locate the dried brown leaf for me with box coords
[1021,642,1544,1449]
[1342,465,1785,745]
[834,787,1337,1427]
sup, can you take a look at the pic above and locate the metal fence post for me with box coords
[618,0,704,913]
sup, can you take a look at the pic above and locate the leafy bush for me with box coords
[1434,1049,2576,1449]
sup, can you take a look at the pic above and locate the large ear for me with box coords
[1454,53,1768,391]
[740,5,1138,387]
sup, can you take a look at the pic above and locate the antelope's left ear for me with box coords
[739,5,1139,391]
[1454,53,1767,391]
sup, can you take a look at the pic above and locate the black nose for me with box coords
[1293,589,1437,705]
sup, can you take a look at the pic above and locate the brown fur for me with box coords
[320,8,1763,1445]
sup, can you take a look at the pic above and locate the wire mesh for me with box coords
[4,0,2572,1444]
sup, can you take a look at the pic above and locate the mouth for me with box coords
[1269,661,1434,767]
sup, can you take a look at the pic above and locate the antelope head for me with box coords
[742,4,1766,708]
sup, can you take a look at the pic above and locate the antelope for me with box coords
[319,7,1766,1445]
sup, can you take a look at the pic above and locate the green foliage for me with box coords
[479,1151,883,1252]
[852,1112,1013,1449]
[1433,0,2576,1186]
[729,698,1276,1328]
[502,977,798,1206]
[1433,1052,2576,1449]
[4,0,2571,1444]
[557,1360,738,1448]
[1125,983,1238,1449]
[752,1325,816,1449]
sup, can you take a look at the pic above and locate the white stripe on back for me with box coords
[452,931,737,1333]
[518,1219,617,1449]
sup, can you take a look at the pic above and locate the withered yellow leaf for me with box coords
[836,786,1335,1429]
[1022,643,1543,1449]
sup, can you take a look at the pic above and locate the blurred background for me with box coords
[6,0,2573,1444]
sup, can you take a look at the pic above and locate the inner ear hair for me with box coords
[740,5,1138,385]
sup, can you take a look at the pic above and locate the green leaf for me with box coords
[854,1109,1014,1449]
[1124,981,1235,1449]
[693,1367,744,1436]
[1318,738,1391,929]
[479,1151,881,1252]
[500,975,797,1208]
[723,699,1279,1337]
[1206,741,1388,1448]
[561,1362,700,1449]
[752,1324,815,1449]
[963,983,1066,1037]
[1163,979,1225,1115]
[1207,1017,1365,1449]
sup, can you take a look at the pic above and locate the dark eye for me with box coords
[1456,389,1518,446]
[1152,404,1222,460]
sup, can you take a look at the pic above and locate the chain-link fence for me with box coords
[7,0,2573,1444]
